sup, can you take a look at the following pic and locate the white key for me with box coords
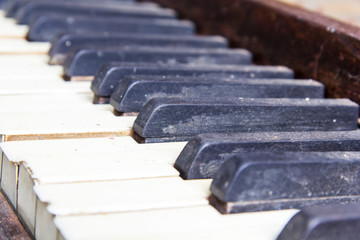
[34,178,210,238]
[0,111,135,142]
[15,142,185,234]
[0,54,50,65]
[0,81,91,95]
[0,92,105,113]
[0,39,50,54]
[0,23,28,39]
[54,205,298,240]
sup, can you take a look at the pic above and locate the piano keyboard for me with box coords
[0,0,359,239]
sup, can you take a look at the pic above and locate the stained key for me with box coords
[209,152,360,213]
[133,97,359,143]
[110,75,324,113]
[175,130,360,179]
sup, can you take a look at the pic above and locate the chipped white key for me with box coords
[34,178,211,239]
[54,206,299,240]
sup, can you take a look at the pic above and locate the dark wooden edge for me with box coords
[145,0,360,112]
[0,190,32,240]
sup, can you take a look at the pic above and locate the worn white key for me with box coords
[0,74,64,82]
[0,68,63,80]
[54,206,298,240]
[0,23,28,39]
[0,137,139,179]
[0,54,50,65]
[15,142,185,234]
[0,137,139,203]
[0,39,50,54]
[0,81,91,95]
[0,111,135,142]
[0,92,105,113]
[34,178,210,239]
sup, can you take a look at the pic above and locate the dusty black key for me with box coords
[5,0,146,18]
[91,62,294,100]
[110,75,324,113]
[175,130,360,179]
[16,1,175,24]
[27,15,194,42]
[277,203,360,240]
[49,33,228,65]
[209,152,360,213]
[64,47,252,78]
[133,98,358,143]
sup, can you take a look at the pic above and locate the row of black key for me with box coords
[2,0,360,239]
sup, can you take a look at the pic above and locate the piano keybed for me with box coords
[0,0,360,239]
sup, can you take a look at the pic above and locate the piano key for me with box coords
[0,138,185,199]
[14,143,185,233]
[91,62,295,100]
[49,33,228,65]
[0,22,28,39]
[6,0,154,18]
[0,111,135,142]
[64,47,252,78]
[0,137,184,203]
[176,130,360,179]
[0,54,49,64]
[54,206,299,240]
[210,152,360,214]
[0,80,91,95]
[0,92,111,113]
[28,15,195,42]
[0,137,140,200]
[110,75,324,113]
[0,38,50,54]
[277,203,360,240]
[33,178,211,239]
[15,1,176,25]
[133,98,359,143]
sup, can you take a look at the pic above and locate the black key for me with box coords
[91,62,295,100]
[16,1,175,24]
[209,152,360,213]
[175,130,360,179]
[64,47,253,78]
[277,203,360,240]
[49,33,228,65]
[133,98,358,143]
[6,0,147,18]
[27,15,194,42]
[110,75,324,113]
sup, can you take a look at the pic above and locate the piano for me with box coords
[0,0,360,239]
